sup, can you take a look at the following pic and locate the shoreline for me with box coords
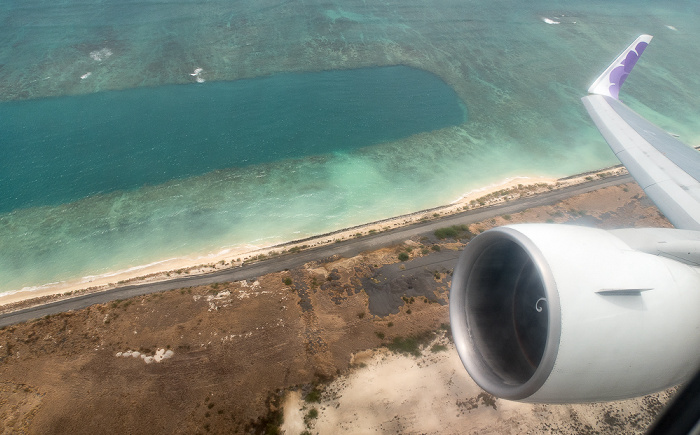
[0,175,673,433]
[0,166,627,309]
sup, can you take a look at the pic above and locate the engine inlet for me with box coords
[450,226,560,400]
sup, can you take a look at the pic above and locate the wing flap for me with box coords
[582,94,700,230]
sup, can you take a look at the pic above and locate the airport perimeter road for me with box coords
[0,174,633,327]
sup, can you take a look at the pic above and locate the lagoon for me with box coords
[0,66,465,213]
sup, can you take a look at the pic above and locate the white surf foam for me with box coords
[190,67,205,83]
[89,48,112,61]
[81,257,179,282]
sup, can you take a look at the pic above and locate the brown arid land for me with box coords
[0,180,678,434]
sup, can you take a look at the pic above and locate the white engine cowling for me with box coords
[449,224,700,403]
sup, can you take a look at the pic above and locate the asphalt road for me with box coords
[0,174,633,328]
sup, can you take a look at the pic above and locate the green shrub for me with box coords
[304,408,319,423]
[282,277,292,286]
[434,226,460,239]
[305,388,322,403]
[398,252,409,261]
[431,344,448,353]
[387,336,421,357]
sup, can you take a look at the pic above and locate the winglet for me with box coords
[588,35,653,99]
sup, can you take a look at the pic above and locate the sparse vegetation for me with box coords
[305,388,322,403]
[434,224,473,240]
[431,344,448,353]
[387,336,421,357]
[246,393,284,434]
[386,333,433,357]
[478,392,497,410]
[440,323,453,342]
[282,277,292,286]
[375,331,385,339]
[304,408,318,425]
[398,252,409,261]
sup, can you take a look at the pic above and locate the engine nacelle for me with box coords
[450,224,700,403]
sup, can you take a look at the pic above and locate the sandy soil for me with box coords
[0,181,676,434]
[282,343,675,435]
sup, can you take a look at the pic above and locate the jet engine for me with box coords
[450,224,700,402]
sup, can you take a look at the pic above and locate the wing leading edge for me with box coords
[582,35,700,231]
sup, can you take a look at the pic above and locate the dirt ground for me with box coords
[0,183,676,434]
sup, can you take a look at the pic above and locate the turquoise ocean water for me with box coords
[1,0,700,293]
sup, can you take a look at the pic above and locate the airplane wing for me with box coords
[450,35,700,404]
[582,35,700,230]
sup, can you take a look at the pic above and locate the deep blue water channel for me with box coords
[0,66,466,213]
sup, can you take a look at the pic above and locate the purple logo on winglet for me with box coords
[608,41,649,99]
[587,35,652,98]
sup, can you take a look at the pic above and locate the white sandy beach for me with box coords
[0,169,623,308]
